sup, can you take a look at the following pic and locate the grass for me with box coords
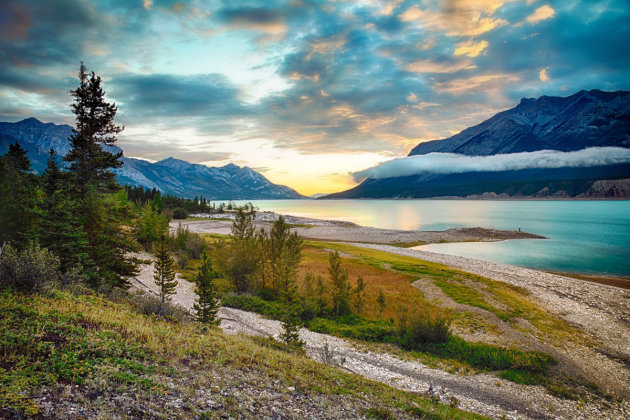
[0,288,487,419]
[310,242,584,342]
[223,294,557,378]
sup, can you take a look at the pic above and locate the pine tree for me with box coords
[154,235,177,307]
[353,275,366,315]
[64,62,123,194]
[278,252,304,350]
[193,252,221,325]
[0,143,38,248]
[37,149,88,272]
[377,289,387,316]
[63,63,139,288]
[328,251,351,317]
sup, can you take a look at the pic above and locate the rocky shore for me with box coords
[182,211,545,245]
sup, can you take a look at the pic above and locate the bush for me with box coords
[222,293,284,319]
[169,223,206,259]
[172,208,188,219]
[123,291,191,322]
[0,243,60,292]
[398,314,452,349]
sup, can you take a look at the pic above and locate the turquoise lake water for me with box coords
[229,200,630,277]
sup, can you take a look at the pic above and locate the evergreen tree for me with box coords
[136,200,168,249]
[193,252,221,325]
[277,241,304,350]
[84,189,140,288]
[328,251,351,317]
[268,216,302,292]
[377,289,387,316]
[63,63,139,287]
[64,62,123,194]
[218,208,258,294]
[353,276,366,315]
[153,235,177,306]
[37,149,88,272]
[0,143,38,248]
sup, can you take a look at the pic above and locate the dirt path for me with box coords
[130,252,629,420]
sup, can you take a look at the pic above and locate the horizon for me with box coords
[1,1,629,195]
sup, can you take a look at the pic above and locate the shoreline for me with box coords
[183,211,630,285]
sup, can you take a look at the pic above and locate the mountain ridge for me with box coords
[0,118,304,200]
[327,89,630,199]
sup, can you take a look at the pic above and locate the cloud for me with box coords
[400,3,509,37]
[526,5,555,24]
[353,147,630,181]
[143,0,153,11]
[405,58,476,74]
[539,68,550,81]
[453,40,489,57]
[112,73,248,118]
[216,6,287,34]
[435,73,519,93]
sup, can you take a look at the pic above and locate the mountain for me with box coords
[408,90,630,156]
[327,90,630,199]
[0,118,304,200]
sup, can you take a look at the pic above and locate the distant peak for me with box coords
[19,117,43,125]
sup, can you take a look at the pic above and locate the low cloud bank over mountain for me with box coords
[353,147,630,181]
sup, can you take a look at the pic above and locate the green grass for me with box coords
[224,294,557,377]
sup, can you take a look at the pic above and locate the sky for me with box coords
[1,0,629,195]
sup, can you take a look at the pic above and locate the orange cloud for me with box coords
[539,68,550,81]
[405,59,476,74]
[453,39,488,57]
[526,5,555,24]
[435,73,519,93]
[399,2,511,37]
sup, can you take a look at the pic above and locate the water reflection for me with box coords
[224,199,630,276]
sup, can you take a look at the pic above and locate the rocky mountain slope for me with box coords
[327,90,630,199]
[0,118,303,199]
[409,90,630,156]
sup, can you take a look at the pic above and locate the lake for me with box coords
[228,199,630,277]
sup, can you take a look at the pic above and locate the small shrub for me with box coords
[125,291,191,322]
[399,314,452,349]
[0,243,60,292]
[172,208,188,219]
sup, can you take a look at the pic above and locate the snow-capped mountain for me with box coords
[0,118,304,200]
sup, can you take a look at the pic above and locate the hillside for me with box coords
[327,90,630,199]
[0,290,481,419]
[0,118,304,200]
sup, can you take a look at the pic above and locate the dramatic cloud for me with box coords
[0,0,629,194]
[353,148,630,181]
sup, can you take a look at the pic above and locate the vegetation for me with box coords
[192,252,221,325]
[153,235,178,307]
[0,290,486,419]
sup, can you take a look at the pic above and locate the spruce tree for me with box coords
[278,252,304,350]
[64,62,123,194]
[153,235,177,306]
[38,148,88,272]
[193,252,221,325]
[353,276,366,315]
[328,251,351,317]
[377,289,387,316]
[0,143,38,248]
[63,63,139,288]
